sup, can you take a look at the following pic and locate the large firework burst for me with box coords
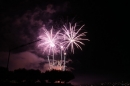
[38,27,61,55]
[62,23,89,53]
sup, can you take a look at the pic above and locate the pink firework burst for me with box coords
[38,27,62,55]
[62,23,89,53]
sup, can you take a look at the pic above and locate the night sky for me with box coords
[0,0,129,85]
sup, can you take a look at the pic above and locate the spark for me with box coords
[62,23,89,53]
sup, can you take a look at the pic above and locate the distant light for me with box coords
[50,42,55,47]
[60,45,63,49]
[64,52,66,55]
[70,39,75,43]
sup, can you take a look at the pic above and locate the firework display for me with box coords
[38,23,89,71]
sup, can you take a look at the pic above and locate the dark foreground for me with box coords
[0,83,73,86]
[1,83,130,86]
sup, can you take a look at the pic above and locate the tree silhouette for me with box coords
[62,71,75,83]
[0,67,75,85]
[44,70,56,83]
[26,69,41,83]
[39,72,46,83]
[13,68,27,83]
[44,69,75,84]
[13,68,41,83]
[0,67,8,83]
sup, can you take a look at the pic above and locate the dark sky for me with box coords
[0,0,129,85]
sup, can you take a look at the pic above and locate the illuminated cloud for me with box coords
[0,52,46,71]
